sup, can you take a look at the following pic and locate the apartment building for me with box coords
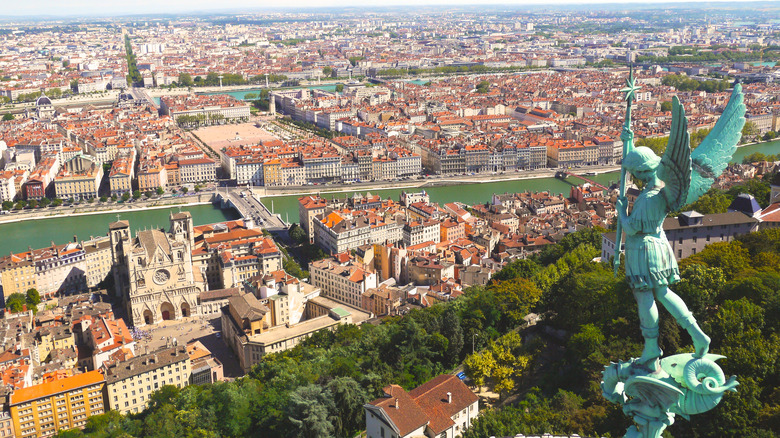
[103,346,191,415]
[309,257,377,308]
[161,95,250,124]
[54,155,103,200]
[0,171,17,202]
[298,195,329,240]
[313,210,402,254]
[24,153,59,200]
[546,140,599,168]
[0,253,36,299]
[190,221,282,290]
[178,157,216,184]
[402,219,441,247]
[108,151,134,196]
[9,370,105,438]
[137,161,167,192]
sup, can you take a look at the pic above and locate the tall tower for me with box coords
[169,211,194,247]
[109,219,131,298]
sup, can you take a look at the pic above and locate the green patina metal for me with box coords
[603,70,745,438]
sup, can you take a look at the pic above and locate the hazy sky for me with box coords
[3,0,763,18]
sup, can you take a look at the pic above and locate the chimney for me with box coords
[447,392,452,403]
[395,398,399,409]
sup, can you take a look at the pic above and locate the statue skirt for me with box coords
[624,233,680,291]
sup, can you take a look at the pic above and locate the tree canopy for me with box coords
[57,226,780,438]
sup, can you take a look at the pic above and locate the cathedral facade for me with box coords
[109,212,205,327]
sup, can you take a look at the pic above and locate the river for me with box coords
[0,204,240,255]
[0,140,776,256]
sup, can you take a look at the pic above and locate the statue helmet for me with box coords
[623,146,661,173]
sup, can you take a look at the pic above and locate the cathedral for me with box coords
[109,212,205,327]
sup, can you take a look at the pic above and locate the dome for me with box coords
[35,95,52,106]
[728,193,761,217]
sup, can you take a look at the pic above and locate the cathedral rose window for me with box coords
[153,269,170,285]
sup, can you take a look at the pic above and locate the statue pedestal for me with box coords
[602,354,738,438]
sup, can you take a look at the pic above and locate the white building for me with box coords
[309,257,377,308]
[364,374,479,438]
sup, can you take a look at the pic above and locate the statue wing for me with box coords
[686,84,746,205]
[658,96,692,213]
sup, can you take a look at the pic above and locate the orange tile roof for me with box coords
[10,370,104,405]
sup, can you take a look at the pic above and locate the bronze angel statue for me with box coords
[614,82,746,371]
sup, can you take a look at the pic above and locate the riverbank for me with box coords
[257,165,621,198]
[0,192,215,225]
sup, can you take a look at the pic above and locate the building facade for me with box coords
[9,371,105,438]
[109,212,205,327]
[103,346,191,415]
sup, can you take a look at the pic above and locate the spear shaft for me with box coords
[613,66,636,276]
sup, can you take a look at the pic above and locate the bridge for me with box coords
[214,187,290,240]
[555,171,610,192]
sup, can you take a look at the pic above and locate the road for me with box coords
[218,186,290,241]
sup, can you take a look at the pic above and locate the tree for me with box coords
[5,293,26,312]
[441,307,464,364]
[99,196,107,202]
[674,264,726,317]
[132,190,141,200]
[27,199,38,208]
[464,349,496,391]
[288,223,308,244]
[181,187,188,194]
[2,201,12,211]
[2,114,13,121]
[660,101,673,112]
[335,84,344,93]
[25,288,41,312]
[39,197,51,207]
[286,384,335,438]
[121,193,130,202]
[491,258,540,283]
[492,277,543,330]
[742,121,759,143]
[177,72,193,87]
[683,188,732,214]
[51,198,63,207]
[326,377,369,437]
[322,66,333,77]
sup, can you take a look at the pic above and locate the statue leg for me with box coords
[634,289,661,367]
[655,287,710,358]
